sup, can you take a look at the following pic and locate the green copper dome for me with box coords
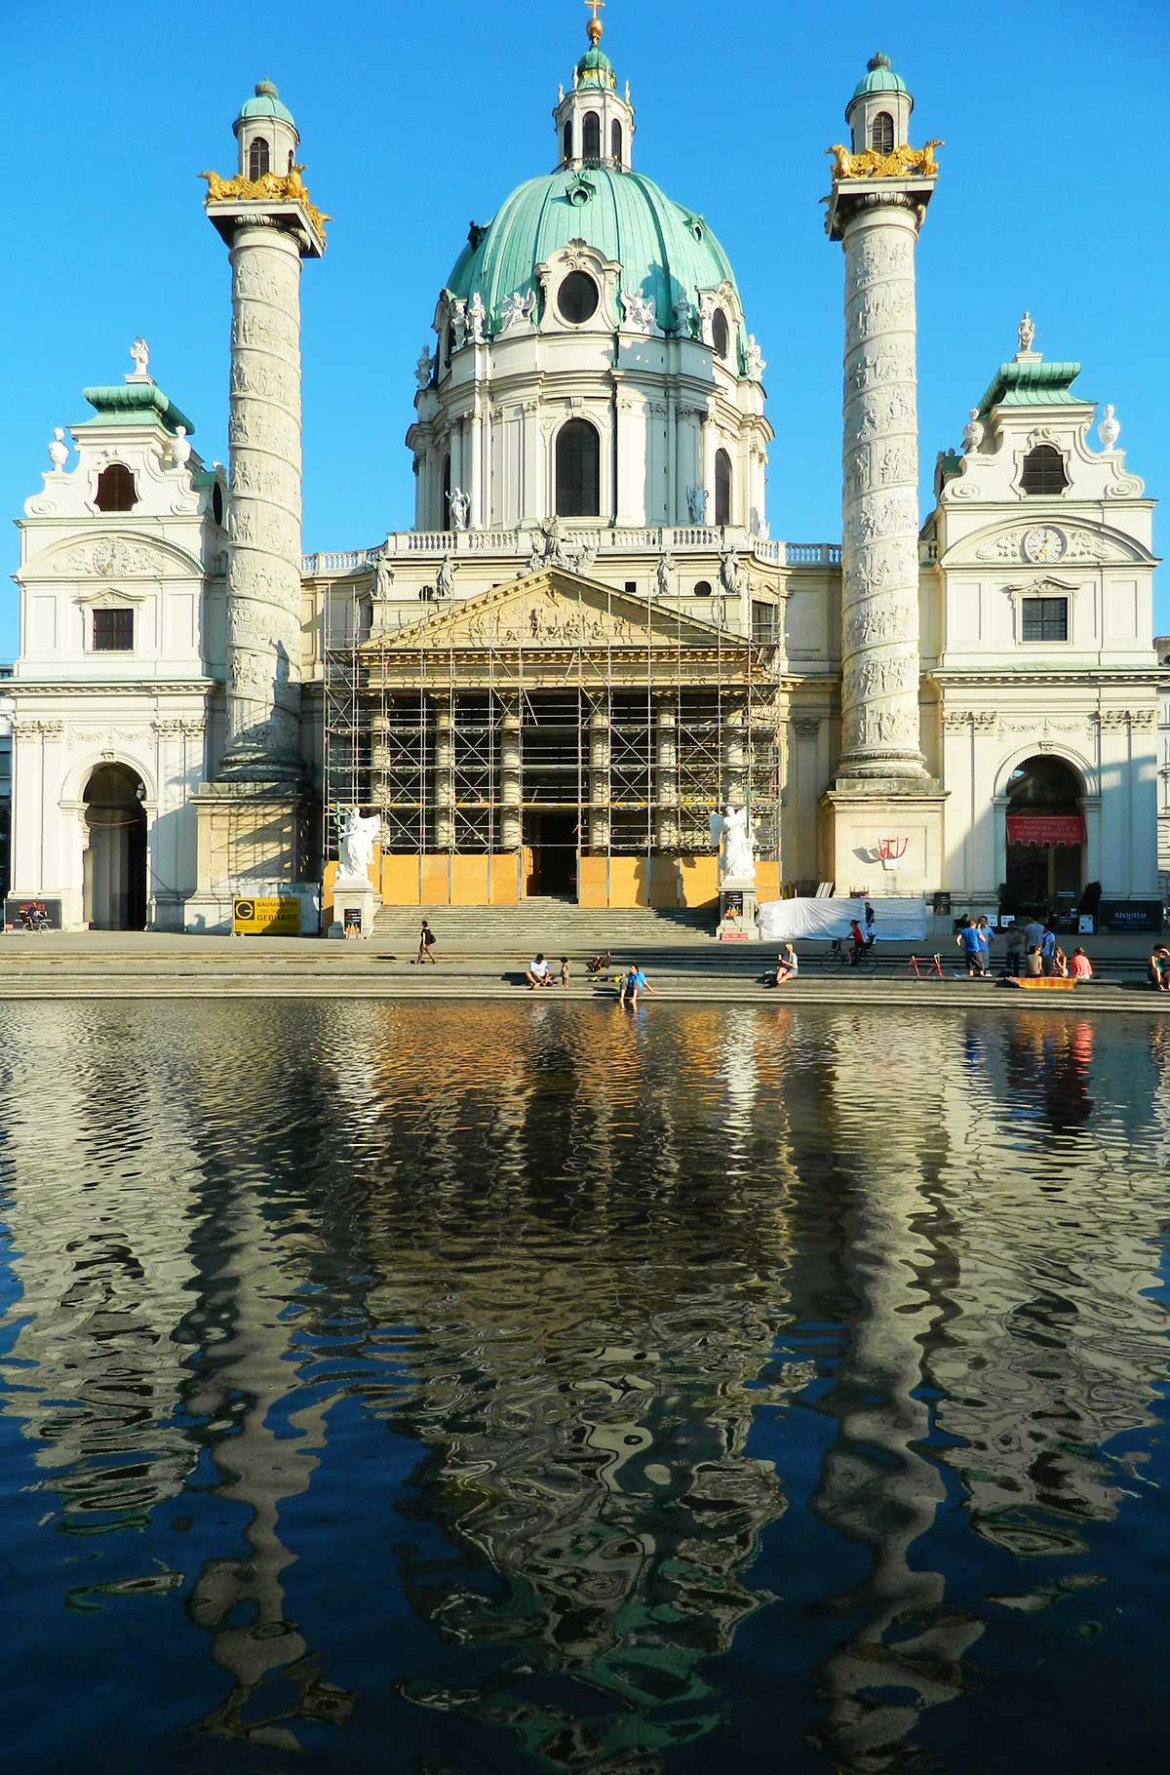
[576,45,615,87]
[851,51,908,99]
[445,167,745,352]
[239,78,295,126]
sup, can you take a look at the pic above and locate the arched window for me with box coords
[441,454,452,529]
[611,119,623,163]
[556,419,601,518]
[248,136,270,180]
[711,308,730,360]
[582,111,601,161]
[445,321,456,367]
[1021,444,1069,496]
[870,112,894,155]
[715,449,732,526]
[563,120,573,162]
[94,463,137,512]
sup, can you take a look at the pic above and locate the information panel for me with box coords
[232,897,301,936]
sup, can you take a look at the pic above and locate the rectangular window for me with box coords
[752,600,777,643]
[1021,597,1068,642]
[93,607,134,651]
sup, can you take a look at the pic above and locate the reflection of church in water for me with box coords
[4,8,1161,929]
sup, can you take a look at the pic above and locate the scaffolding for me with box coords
[323,573,780,896]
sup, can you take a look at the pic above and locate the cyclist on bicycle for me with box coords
[848,917,871,967]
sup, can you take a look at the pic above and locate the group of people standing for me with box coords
[959,914,1093,980]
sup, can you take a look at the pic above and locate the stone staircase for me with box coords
[371,897,717,953]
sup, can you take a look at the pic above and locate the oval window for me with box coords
[558,271,600,325]
[712,308,730,359]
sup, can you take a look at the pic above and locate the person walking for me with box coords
[619,962,656,1009]
[416,919,437,964]
[957,918,985,977]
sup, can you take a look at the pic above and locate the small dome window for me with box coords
[1021,444,1069,496]
[558,271,600,325]
[582,111,601,161]
[556,419,601,518]
[248,136,270,180]
[212,483,224,526]
[611,120,623,163]
[870,112,894,155]
[712,308,730,359]
[694,580,713,597]
[715,449,732,526]
[95,463,137,512]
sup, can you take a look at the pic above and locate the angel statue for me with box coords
[338,807,382,880]
[709,803,757,886]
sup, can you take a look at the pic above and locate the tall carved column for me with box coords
[654,695,679,850]
[433,701,455,851]
[500,699,522,852]
[837,201,927,778]
[588,705,611,852]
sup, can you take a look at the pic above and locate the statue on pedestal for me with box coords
[47,427,70,473]
[709,804,756,885]
[448,487,471,531]
[338,807,381,880]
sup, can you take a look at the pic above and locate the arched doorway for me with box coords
[1004,755,1084,918]
[84,763,147,930]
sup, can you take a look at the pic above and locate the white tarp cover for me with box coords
[756,896,927,943]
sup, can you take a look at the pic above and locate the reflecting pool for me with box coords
[1,1002,1168,1773]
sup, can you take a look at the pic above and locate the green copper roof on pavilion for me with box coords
[577,44,616,87]
[852,51,908,99]
[978,360,1085,416]
[239,78,295,127]
[76,381,195,436]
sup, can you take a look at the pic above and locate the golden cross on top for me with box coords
[585,0,605,26]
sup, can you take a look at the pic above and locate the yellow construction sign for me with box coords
[232,896,302,936]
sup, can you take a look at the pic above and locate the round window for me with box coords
[558,271,600,325]
[694,580,713,597]
[712,308,730,359]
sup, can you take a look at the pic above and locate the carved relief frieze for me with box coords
[52,539,168,578]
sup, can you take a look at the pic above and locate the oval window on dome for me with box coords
[712,308,730,360]
[558,271,600,325]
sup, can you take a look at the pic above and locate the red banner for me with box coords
[1006,814,1085,848]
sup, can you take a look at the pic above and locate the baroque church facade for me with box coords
[5,17,1161,932]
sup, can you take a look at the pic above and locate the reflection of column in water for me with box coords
[807,1013,983,1768]
[0,1007,202,1540]
[929,1014,1165,1552]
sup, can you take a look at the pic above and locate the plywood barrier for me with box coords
[489,855,522,904]
[676,854,720,909]
[380,854,421,906]
[421,856,451,905]
[755,860,781,903]
[450,855,490,905]
[608,857,650,907]
[577,856,608,908]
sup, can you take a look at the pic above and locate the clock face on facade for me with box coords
[1023,525,1065,564]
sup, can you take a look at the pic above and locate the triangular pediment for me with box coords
[363,568,743,653]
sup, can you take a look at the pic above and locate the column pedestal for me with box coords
[819,781,947,899]
[328,873,382,940]
[186,781,320,935]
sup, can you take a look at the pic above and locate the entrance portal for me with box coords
[84,763,147,930]
[528,813,578,898]
[1004,755,1084,919]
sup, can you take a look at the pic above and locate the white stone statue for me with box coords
[698,293,717,348]
[500,288,536,331]
[415,345,435,390]
[47,427,70,473]
[709,804,756,885]
[745,335,766,379]
[962,407,984,452]
[374,552,395,600]
[1017,311,1035,354]
[338,807,381,880]
[129,337,150,379]
[467,291,487,344]
[436,554,457,598]
[448,486,470,531]
[656,553,676,597]
[1098,403,1121,451]
[451,300,467,351]
[170,425,192,470]
[622,288,656,332]
[674,296,693,337]
[686,483,708,524]
[720,548,744,596]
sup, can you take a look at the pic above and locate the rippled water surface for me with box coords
[1,1002,1169,1773]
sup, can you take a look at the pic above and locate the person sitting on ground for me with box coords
[526,952,553,990]
[1147,945,1170,992]
[1025,944,1044,977]
[619,962,656,1009]
[559,956,571,989]
[1052,945,1069,978]
[586,950,613,975]
[1070,946,1093,980]
[774,944,798,985]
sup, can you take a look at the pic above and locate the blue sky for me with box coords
[2,0,1166,659]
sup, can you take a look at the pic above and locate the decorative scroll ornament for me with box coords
[827,140,943,179]
[199,166,330,236]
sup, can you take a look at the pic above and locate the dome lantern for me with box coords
[233,78,300,183]
[553,2,635,173]
[845,50,914,157]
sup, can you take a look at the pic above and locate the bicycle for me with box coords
[821,938,877,974]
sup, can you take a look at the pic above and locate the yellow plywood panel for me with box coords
[608,857,650,908]
[490,855,522,904]
[380,854,421,906]
[422,856,451,904]
[577,856,608,908]
[522,847,538,897]
[450,855,490,905]
[648,855,680,908]
[322,860,338,921]
[755,861,781,902]
[677,855,719,908]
